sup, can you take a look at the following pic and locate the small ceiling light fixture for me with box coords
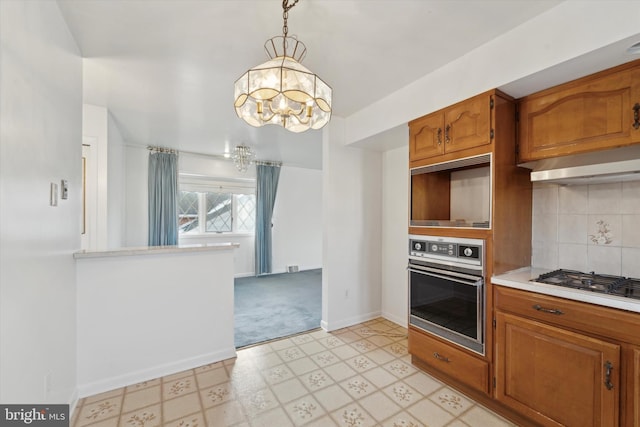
[232,144,254,172]
[233,0,332,133]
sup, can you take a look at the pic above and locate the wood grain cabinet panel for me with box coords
[518,60,640,162]
[409,91,493,163]
[495,311,620,427]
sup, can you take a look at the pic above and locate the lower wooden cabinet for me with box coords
[495,311,620,427]
[408,326,489,394]
[623,345,640,427]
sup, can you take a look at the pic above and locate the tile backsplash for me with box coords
[531,181,640,278]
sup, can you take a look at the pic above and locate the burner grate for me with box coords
[534,269,640,300]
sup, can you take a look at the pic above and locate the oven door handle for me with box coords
[408,266,482,286]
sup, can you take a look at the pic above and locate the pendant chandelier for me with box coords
[233,0,332,133]
[232,144,254,172]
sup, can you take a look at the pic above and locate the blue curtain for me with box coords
[255,163,281,275]
[148,152,178,246]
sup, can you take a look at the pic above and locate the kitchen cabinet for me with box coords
[408,326,489,394]
[409,91,492,164]
[518,59,640,163]
[495,286,640,427]
[495,311,619,427]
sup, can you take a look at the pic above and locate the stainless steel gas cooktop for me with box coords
[533,269,640,300]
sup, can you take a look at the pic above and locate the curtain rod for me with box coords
[255,160,282,167]
[147,145,178,154]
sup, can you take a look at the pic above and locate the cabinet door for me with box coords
[495,312,620,427]
[518,63,640,162]
[444,92,492,153]
[409,112,444,161]
[624,346,640,427]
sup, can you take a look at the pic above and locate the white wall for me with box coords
[107,113,125,248]
[381,145,409,327]
[346,1,640,146]
[0,0,81,405]
[272,166,322,273]
[322,117,383,331]
[125,149,323,276]
[76,248,236,397]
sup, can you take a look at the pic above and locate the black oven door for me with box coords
[409,261,484,355]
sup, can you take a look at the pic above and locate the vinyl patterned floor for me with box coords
[71,318,516,427]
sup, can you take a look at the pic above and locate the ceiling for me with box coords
[58,0,579,169]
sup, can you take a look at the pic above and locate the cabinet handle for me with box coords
[433,352,451,363]
[444,124,451,143]
[532,304,564,315]
[437,128,442,145]
[633,103,640,130]
[604,361,614,390]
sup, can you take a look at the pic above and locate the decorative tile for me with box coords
[340,376,375,398]
[382,382,421,408]
[163,376,195,399]
[78,398,121,424]
[383,343,408,358]
[278,346,306,362]
[285,396,324,426]
[200,382,234,408]
[359,391,402,422]
[318,336,346,349]
[263,364,295,385]
[163,392,201,423]
[238,387,279,416]
[331,403,377,427]
[195,366,229,389]
[351,340,376,353]
[587,215,621,246]
[311,351,339,367]
[291,333,315,345]
[383,360,416,379]
[121,404,161,427]
[346,355,376,373]
[429,386,473,416]
[121,386,161,413]
[312,384,353,412]
[301,369,334,391]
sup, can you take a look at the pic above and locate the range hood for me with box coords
[522,145,640,185]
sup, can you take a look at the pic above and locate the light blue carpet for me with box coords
[234,269,322,348]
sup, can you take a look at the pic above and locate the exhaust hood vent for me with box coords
[521,145,640,185]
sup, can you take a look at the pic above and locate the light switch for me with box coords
[61,179,68,200]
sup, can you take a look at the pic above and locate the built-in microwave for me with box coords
[410,154,492,229]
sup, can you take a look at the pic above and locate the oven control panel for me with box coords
[409,235,483,265]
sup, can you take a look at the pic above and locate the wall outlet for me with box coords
[50,183,58,206]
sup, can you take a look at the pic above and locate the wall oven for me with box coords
[408,235,485,354]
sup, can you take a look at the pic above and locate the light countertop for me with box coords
[492,267,640,314]
[74,242,240,259]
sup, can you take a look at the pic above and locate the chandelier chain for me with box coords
[282,0,300,39]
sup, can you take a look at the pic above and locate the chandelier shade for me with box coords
[233,2,332,133]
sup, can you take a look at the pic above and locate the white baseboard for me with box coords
[381,311,408,328]
[68,388,80,418]
[77,348,236,398]
[320,310,382,332]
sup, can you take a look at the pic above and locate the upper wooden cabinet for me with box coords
[409,91,493,163]
[517,59,640,163]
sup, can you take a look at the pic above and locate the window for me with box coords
[178,190,256,235]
